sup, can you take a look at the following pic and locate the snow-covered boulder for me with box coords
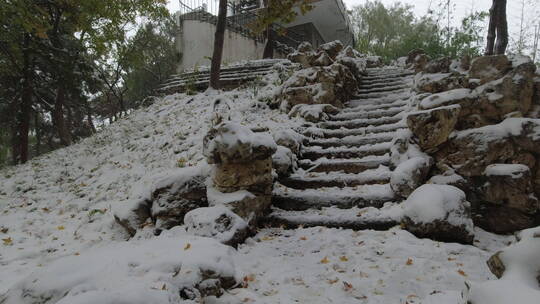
[151,165,210,231]
[424,56,451,74]
[390,156,433,198]
[204,123,276,223]
[319,40,343,61]
[184,206,249,247]
[401,184,474,244]
[407,105,461,152]
[113,165,211,235]
[0,235,239,304]
[414,72,467,94]
[406,48,429,72]
[203,122,277,165]
[469,55,511,84]
[466,230,540,304]
[288,103,339,123]
[435,118,540,177]
[272,145,297,177]
[272,129,304,155]
[481,164,539,214]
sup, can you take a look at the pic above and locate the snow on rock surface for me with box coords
[484,163,530,178]
[0,235,239,304]
[467,230,540,304]
[390,156,433,198]
[184,206,248,247]
[402,184,475,244]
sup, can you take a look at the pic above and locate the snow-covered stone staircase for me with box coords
[157,59,292,95]
[265,67,415,229]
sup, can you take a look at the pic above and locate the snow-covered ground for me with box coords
[0,68,520,303]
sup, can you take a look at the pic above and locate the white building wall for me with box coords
[177,20,266,72]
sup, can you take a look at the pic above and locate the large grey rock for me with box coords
[401,184,475,244]
[469,55,511,84]
[184,206,249,247]
[481,164,539,214]
[390,156,433,198]
[407,105,461,152]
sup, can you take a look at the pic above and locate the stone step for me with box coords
[363,72,414,81]
[301,142,392,160]
[354,89,410,100]
[305,131,396,148]
[272,183,396,211]
[262,205,400,230]
[345,97,409,110]
[298,155,391,173]
[330,105,407,121]
[318,115,403,130]
[303,122,407,139]
[358,80,408,90]
[361,75,414,86]
[357,84,410,94]
[280,166,391,189]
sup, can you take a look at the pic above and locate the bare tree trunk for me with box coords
[262,0,274,59]
[494,0,508,55]
[53,86,72,146]
[209,0,228,89]
[485,0,498,55]
[263,27,275,59]
[17,35,32,164]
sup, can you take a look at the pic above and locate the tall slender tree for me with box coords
[209,0,228,89]
[485,0,508,55]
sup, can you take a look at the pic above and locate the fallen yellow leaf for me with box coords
[184,243,191,250]
[2,237,12,246]
[457,269,467,277]
[57,226,65,230]
[406,258,413,266]
[340,256,349,262]
[320,256,330,264]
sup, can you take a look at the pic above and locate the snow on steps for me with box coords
[318,114,404,129]
[263,204,402,230]
[300,142,392,160]
[271,183,397,211]
[269,67,414,229]
[306,131,396,148]
[280,165,392,189]
[298,155,391,173]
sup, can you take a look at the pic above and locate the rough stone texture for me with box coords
[151,173,208,230]
[390,156,433,197]
[424,57,451,74]
[481,164,539,214]
[365,56,383,68]
[414,72,467,94]
[435,118,540,178]
[113,199,151,236]
[203,122,277,165]
[469,55,511,84]
[486,251,505,279]
[289,103,340,122]
[213,158,273,194]
[282,41,365,110]
[204,123,276,223]
[472,61,536,122]
[406,49,429,72]
[184,206,249,248]
[273,129,304,155]
[319,40,343,60]
[272,146,297,177]
[407,105,461,152]
[472,202,538,234]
